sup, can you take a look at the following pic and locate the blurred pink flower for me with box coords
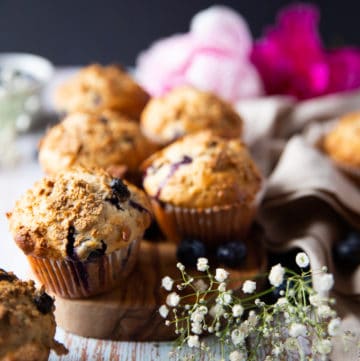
[136,6,263,102]
[251,3,360,99]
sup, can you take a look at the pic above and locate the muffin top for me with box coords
[54,64,149,119]
[39,111,158,175]
[0,269,67,361]
[323,112,360,168]
[142,131,262,208]
[140,86,243,145]
[7,168,152,260]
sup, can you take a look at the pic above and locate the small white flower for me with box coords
[309,293,324,307]
[197,305,208,315]
[166,292,180,307]
[161,276,174,291]
[218,282,226,292]
[229,350,246,361]
[328,318,341,336]
[318,273,334,293]
[222,292,232,305]
[232,304,244,317]
[295,252,310,268]
[159,305,169,318]
[316,339,332,354]
[210,304,224,318]
[268,263,285,287]
[272,345,282,356]
[215,268,229,282]
[187,335,200,348]
[191,321,203,335]
[242,280,256,294]
[317,305,332,319]
[194,279,208,292]
[231,328,245,345]
[289,323,307,338]
[196,257,209,272]
[191,312,204,323]
[176,262,185,271]
[285,337,298,351]
[276,297,288,308]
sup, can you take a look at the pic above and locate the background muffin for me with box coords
[39,111,158,181]
[142,131,262,245]
[7,168,152,298]
[0,269,67,361]
[54,64,150,119]
[140,86,243,145]
[323,112,360,169]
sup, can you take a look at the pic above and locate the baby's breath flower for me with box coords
[161,276,174,291]
[231,328,245,346]
[215,268,229,282]
[229,350,246,361]
[268,263,285,287]
[218,282,226,292]
[275,297,288,308]
[295,252,310,268]
[194,279,207,292]
[166,292,180,307]
[272,345,282,356]
[316,339,332,355]
[159,305,169,319]
[309,293,323,307]
[210,304,224,318]
[289,323,307,338]
[197,305,208,315]
[242,280,256,294]
[196,257,209,272]
[232,304,244,317]
[328,318,341,336]
[317,305,332,319]
[187,335,200,348]
[318,273,334,293]
[176,262,185,271]
[222,292,232,305]
[190,311,204,323]
[285,337,298,351]
[191,322,203,335]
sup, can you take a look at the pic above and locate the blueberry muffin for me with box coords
[323,112,360,170]
[0,269,67,361]
[39,111,158,182]
[7,168,152,298]
[140,86,243,145]
[54,64,149,119]
[142,131,262,245]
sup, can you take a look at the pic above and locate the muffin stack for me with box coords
[7,64,263,304]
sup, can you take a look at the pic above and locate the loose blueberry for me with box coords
[176,239,207,268]
[333,230,360,269]
[34,292,54,314]
[216,241,247,268]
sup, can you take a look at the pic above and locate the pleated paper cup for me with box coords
[151,199,259,247]
[28,239,140,299]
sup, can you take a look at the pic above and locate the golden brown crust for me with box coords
[140,86,243,145]
[38,111,158,175]
[142,131,262,208]
[323,112,360,168]
[8,168,152,260]
[54,64,149,119]
[0,269,67,361]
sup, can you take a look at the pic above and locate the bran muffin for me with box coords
[7,168,152,298]
[142,131,262,245]
[38,111,158,182]
[140,86,243,145]
[54,64,149,119]
[0,269,67,361]
[323,112,360,170]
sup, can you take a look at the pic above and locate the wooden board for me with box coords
[55,236,266,342]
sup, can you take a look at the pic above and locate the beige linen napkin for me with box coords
[259,136,360,360]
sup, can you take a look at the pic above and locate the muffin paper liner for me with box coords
[28,239,140,299]
[151,197,260,247]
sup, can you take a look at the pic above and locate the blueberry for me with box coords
[87,240,107,261]
[216,242,247,268]
[33,292,54,314]
[176,239,207,268]
[333,230,360,269]
[110,178,130,201]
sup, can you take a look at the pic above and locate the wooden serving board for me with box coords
[54,237,266,342]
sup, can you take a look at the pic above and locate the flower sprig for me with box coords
[159,252,344,361]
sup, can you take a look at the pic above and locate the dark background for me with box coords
[0,0,358,66]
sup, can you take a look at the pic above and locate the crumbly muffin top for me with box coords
[8,168,152,260]
[142,131,262,208]
[323,112,360,168]
[140,86,243,145]
[39,111,158,175]
[54,64,149,119]
[0,269,67,361]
